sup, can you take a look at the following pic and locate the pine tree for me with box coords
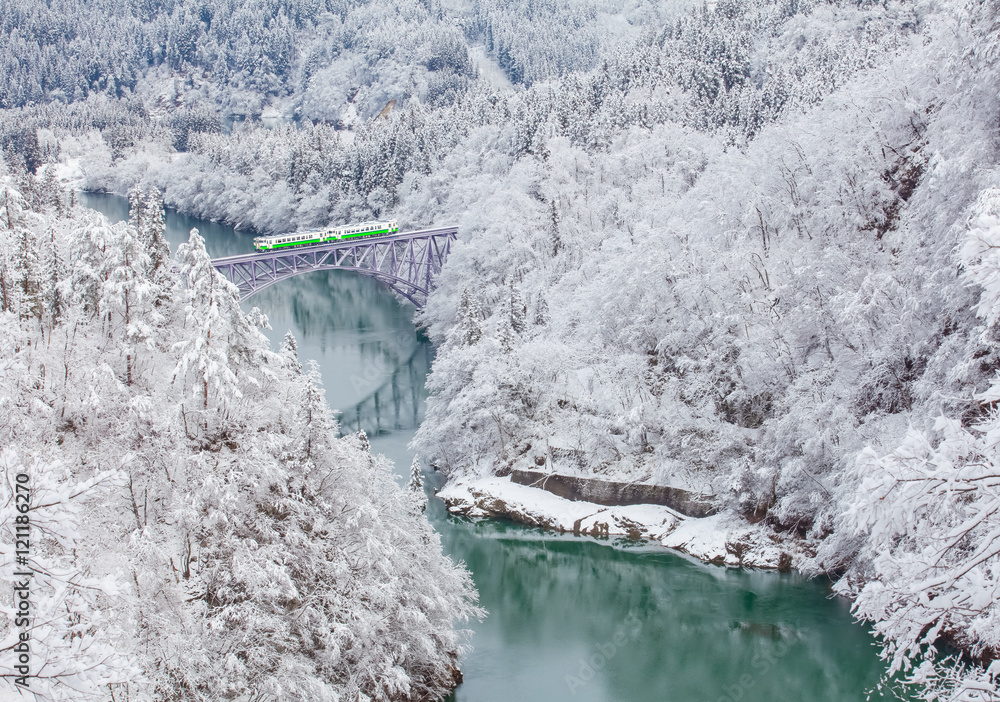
[41,165,61,215]
[0,182,27,314]
[127,187,144,233]
[498,314,515,354]
[357,429,373,465]
[71,213,116,319]
[44,228,64,328]
[534,292,548,326]
[457,287,482,345]
[281,329,302,374]
[509,285,527,335]
[15,226,44,321]
[103,220,154,386]
[173,227,241,415]
[407,454,424,492]
[407,455,427,512]
[0,260,10,314]
[299,367,334,461]
[131,188,171,306]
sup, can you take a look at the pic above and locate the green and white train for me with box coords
[253,220,399,252]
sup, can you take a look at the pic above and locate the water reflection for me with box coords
[249,269,423,408]
[339,342,432,437]
[439,518,890,702]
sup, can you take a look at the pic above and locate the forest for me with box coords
[0,180,481,699]
[2,0,1000,698]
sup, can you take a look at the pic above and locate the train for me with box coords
[252,219,399,252]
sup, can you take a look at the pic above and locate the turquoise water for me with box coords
[79,191,903,702]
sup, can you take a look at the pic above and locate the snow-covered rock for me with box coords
[439,477,801,569]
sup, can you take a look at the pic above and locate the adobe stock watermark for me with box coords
[11,469,33,691]
[703,620,802,702]
[566,611,643,694]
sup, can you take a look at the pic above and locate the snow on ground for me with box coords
[467,46,516,92]
[52,157,85,189]
[438,477,801,569]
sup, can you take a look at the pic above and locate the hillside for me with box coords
[0,181,481,700]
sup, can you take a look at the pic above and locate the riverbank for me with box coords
[438,476,802,571]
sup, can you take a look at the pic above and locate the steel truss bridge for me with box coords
[211,227,458,309]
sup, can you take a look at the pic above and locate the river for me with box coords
[79,191,905,702]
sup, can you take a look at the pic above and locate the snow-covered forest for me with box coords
[0,178,481,700]
[3,0,1000,698]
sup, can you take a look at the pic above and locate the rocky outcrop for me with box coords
[438,477,681,540]
[509,469,717,518]
[438,477,801,569]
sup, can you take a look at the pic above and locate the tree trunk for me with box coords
[0,266,10,313]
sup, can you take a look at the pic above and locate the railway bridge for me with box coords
[211,227,458,309]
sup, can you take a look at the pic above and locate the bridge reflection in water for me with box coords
[338,341,432,437]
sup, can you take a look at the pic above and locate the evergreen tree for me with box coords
[44,228,64,328]
[357,429,373,466]
[129,187,171,305]
[457,287,482,346]
[0,182,27,314]
[41,165,61,215]
[533,292,548,326]
[173,227,242,416]
[281,329,302,374]
[103,220,155,386]
[407,455,427,512]
[509,285,527,335]
[407,454,424,492]
[15,226,44,321]
[498,314,515,354]
[71,213,115,319]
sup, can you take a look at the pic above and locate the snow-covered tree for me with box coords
[173,227,255,418]
[509,285,527,335]
[407,455,428,512]
[456,288,483,346]
[408,455,424,493]
[824,190,1000,698]
[0,183,28,315]
[0,179,484,700]
[102,220,155,386]
[0,448,139,700]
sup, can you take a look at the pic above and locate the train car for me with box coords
[253,219,399,252]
